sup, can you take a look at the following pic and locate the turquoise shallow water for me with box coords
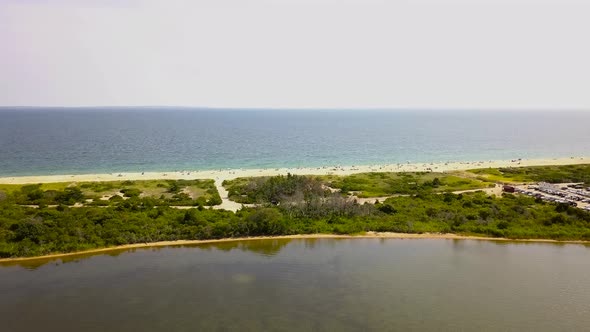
[1,239,590,331]
[0,108,589,176]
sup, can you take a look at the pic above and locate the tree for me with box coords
[168,182,180,193]
[378,204,396,214]
[27,189,44,201]
[120,188,141,198]
[56,187,84,204]
[14,218,45,243]
[247,208,284,234]
[183,209,204,226]
[432,177,441,187]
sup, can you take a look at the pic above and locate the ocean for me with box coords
[0,108,589,176]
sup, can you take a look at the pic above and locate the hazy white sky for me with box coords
[1,0,589,109]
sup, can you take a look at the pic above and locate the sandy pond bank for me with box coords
[2,232,589,264]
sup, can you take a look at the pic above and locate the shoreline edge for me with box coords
[1,232,589,264]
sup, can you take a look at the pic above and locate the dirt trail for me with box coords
[212,178,246,212]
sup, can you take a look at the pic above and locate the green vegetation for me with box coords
[376,193,590,239]
[1,189,590,258]
[4,179,222,207]
[0,182,70,195]
[469,164,590,185]
[3,170,590,258]
[12,184,85,206]
[225,172,492,200]
[2,164,590,259]
[320,172,493,197]
[224,173,329,204]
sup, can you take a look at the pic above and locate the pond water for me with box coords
[1,238,590,331]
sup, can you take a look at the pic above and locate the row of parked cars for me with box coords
[514,187,579,206]
[513,184,590,207]
[561,185,590,199]
[504,182,590,209]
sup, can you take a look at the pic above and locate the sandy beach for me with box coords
[1,232,589,264]
[0,156,588,185]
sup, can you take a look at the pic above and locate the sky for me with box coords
[1,0,589,109]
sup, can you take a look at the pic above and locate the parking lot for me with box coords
[509,182,590,212]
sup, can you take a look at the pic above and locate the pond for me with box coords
[1,238,590,331]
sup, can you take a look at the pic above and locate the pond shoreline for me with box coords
[2,232,589,263]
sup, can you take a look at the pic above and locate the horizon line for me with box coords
[0,106,589,112]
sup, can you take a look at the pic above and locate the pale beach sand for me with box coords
[1,232,589,264]
[0,156,588,185]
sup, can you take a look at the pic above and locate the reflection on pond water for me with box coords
[1,238,590,331]
[0,238,300,269]
[195,238,293,256]
[1,237,587,270]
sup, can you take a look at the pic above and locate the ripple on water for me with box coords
[1,239,590,331]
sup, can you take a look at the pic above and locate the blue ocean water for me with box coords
[0,108,589,176]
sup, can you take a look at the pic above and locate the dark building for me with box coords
[503,185,515,193]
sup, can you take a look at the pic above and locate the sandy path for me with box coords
[452,184,504,196]
[352,184,506,204]
[212,178,248,212]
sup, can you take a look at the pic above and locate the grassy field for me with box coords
[223,172,493,201]
[468,164,590,185]
[0,179,221,206]
[222,177,253,203]
[319,172,493,197]
[0,182,71,194]
[80,180,179,198]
